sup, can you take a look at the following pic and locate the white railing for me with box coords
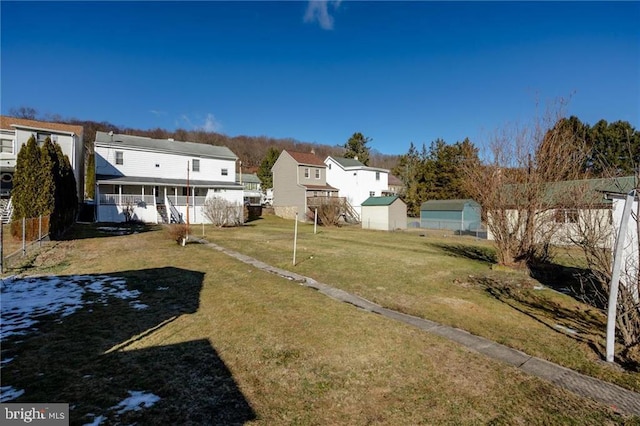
[173,196,207,206]
[99,194,155,205]
[165,197,184,223]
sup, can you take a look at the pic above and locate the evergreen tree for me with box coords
[85,153,95,199]
[257,146,280,189]
[12,136,42,219]
[344,132,371,165]
[586,119,640,176]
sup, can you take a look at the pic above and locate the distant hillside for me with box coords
[58,117,399,171]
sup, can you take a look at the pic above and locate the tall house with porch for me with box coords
[0,116,84,199]
[271,150,340,221]
[94,131,243,224]
[324,156,391,219]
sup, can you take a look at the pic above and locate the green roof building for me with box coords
[420,199,481,231]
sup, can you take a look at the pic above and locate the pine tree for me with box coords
[257,146,281,189]
[344,132,371,165]
[12,136,42,219]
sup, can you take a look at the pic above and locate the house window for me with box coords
[0,138,12,153]
[221,168,228,176]
[369,191,375,197]
[315,169,320,179]
[555,209,578,223]
[192,159,200,172]
[304,168,310,178]
[115,151,123,165]
[375,171,380,181]
[36,132,51,144]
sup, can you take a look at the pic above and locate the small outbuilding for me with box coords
[420,199,481,231]
[361,195,407,231]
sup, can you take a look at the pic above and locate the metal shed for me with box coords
[420,199,481,231]
[361,195,407,231]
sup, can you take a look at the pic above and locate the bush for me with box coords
[202,197,243,227]
[167,224,187,244]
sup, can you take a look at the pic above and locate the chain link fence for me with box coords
[1,216,50,274]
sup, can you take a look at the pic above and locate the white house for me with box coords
[0,116,84,199]
[94,131,243,224]
[237,173,263,206]
[324,156,391,219]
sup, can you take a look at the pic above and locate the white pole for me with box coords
[293,212,298,265]
[606,189,636,362]
[314,208,318,234]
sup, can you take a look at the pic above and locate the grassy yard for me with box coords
[202,215,640,394]
[0,220,638,424]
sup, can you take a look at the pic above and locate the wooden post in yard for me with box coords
[293,212,298,266]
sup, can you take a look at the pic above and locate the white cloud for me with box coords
[149,109,167,116]
[304,0,341,30]
[177,113,222,133]
[200,113,221,132]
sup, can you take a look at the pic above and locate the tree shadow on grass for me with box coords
[62,222,159,241]
[475,275,640,372]
[0,267,256,425]
[428,242,497,264]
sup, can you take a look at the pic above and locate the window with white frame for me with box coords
[115,151,123,165]
[304,168,310,178]
[192,159,200,172]
[221,168,228,176]
[0,138,13,153]
[315,169,320,179]
[375,171,380,181]
[369,191,375,197]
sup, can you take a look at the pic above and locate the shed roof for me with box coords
[286,150,326,166]
[0,115,84,136]
[420,199,479,211]
[95,131,237,160]
[362,195,401,206]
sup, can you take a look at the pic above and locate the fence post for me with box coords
[0,220,4,274]
[39,215,42,247]
[22,217,26,257]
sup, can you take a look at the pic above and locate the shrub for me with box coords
[167,224,187,244]
[202,197,243,227]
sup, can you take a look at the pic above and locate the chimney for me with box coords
[310,148,316,155]
[354,155,358,161]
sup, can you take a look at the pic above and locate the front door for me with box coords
[155,186,163,205]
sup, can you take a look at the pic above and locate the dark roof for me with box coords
[330,156,365,168]
[96,174,243,189]
[0,115,84,136]
[388,174,403,186]
[503,176,637,207]
[302,183,338,191]
[95,131,237,160]
[286,150,326,166]
[420,199,480,211]
[236,173,261,184]
[362,195,401,206]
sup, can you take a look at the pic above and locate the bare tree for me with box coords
[202,197,243,227]
[460,101,588,267]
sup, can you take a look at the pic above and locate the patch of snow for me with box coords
[555,324,578,335]
[1,275,146,339]
[83,414,106,426]
[112,391,160,414]
[130,302,149,310]
[1,357,15,367]
[533,285,545,290]
[0,385,25,402]
[156,287,169,291]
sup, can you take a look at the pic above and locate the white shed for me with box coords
[361,195,407,231]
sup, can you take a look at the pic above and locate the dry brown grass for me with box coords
[0,222,636,424]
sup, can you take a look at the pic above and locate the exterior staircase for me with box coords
[1,198,13,224]
[157,203,169,224]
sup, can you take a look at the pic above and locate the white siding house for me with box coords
[94,131,243,224]
[324,156,391,220]
[0,116,84,199]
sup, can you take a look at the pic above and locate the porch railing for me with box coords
[99,194,154,205]
[165,197,184,224]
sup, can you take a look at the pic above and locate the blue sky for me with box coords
[1,1,638,156]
